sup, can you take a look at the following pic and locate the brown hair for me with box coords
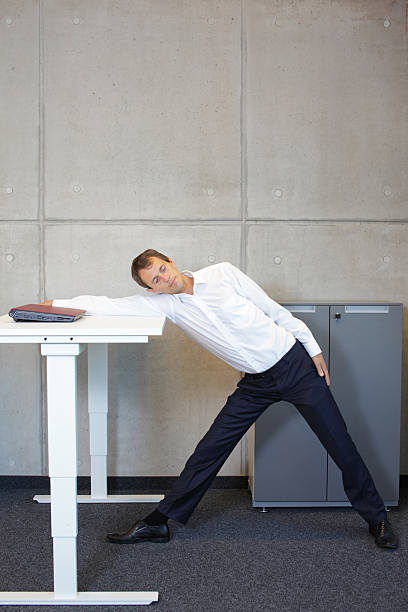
[131,249,171,289]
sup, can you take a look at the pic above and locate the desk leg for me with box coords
[88,343,108,498]
[46,350,80,598]
[0,343,158,606]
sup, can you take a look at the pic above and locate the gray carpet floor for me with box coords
[1,487,407,612]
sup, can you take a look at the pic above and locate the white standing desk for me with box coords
[0,314,166,606]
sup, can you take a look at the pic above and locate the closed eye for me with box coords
[153,265,166,284]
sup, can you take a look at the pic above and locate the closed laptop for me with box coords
[8,304,86,322]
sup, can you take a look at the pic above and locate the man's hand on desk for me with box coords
[39,300,53,306]
[312,353,330,386]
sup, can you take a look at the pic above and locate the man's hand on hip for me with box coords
[312,353,330,386]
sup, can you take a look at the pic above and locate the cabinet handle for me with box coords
[344,305,389,314]
[285,305,316,313]
[335,313,341,320]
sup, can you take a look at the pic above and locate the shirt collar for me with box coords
[182,269,208,285]
[176,269,208,297]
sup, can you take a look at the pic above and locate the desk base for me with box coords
[0,591,158,605]
[33,494,165,504]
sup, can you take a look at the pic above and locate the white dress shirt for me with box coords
[53,261,321,374]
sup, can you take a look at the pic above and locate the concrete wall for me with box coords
[1,0,407,477]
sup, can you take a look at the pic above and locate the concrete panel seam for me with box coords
[244,219,408,225]
[3,218,408,225]
[41,219,244,224]
[240,0,248,276]
[39,0,46,475]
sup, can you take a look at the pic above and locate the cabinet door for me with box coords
[327,305,402,503]
[253,306,330,502]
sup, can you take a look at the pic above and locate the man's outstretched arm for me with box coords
[39,294,171,318]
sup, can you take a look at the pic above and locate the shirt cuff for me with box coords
[302,339,322,358]
[53,299,69,308]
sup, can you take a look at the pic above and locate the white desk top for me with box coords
[0,314,166,344]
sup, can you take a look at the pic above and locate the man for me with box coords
[49,248,398,549]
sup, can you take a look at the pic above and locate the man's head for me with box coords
[131,249,189,294]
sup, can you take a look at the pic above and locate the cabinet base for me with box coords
[251,500,398,508]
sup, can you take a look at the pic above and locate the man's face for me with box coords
[139,257,186,294]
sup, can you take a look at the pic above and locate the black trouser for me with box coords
[158,340,386,526]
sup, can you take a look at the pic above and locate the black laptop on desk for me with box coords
[8,304,86,322]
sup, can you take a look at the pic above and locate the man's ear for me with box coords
[146,288,157,293]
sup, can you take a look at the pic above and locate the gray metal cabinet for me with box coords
[248,303,402,508]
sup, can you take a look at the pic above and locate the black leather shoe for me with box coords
[369,519,398,549]
[107,520,170,544]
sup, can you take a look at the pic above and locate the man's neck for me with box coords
[181,274,194,295]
